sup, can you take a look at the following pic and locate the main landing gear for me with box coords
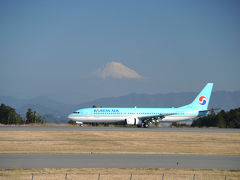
[137,123,149,128]
[143,123,149,128]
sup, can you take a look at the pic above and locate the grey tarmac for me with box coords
[0,126,240,133]
[0,154,239,169]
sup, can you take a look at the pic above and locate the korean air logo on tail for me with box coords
[199,96,207,105]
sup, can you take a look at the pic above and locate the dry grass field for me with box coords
[0,130,240,155]
[1,130,240,179]
[0,168,240,180]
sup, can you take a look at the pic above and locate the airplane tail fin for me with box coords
[180,83,214,110]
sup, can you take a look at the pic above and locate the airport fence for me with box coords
[26,172,234,180]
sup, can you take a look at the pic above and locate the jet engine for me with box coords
[125,117,142,125]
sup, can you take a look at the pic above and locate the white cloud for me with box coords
[95,61,143,79]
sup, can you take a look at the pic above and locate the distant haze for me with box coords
[0,1,239,104]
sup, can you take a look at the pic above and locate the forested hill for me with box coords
[191,108,240,128]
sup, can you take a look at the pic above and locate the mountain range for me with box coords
[1,90,240,123]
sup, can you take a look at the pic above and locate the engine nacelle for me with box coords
[125,117,142,125]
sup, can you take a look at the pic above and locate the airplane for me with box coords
[68,83,214,128]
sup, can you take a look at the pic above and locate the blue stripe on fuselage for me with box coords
[72,107,199,116]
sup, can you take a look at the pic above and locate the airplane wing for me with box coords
[138,113,175,124]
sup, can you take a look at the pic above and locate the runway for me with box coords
[1,126,240,133]
[0,154,239,169]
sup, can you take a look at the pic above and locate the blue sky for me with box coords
[0,0,239,104]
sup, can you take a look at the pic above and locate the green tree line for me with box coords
[0,104,44,125]
[191,108,240,128]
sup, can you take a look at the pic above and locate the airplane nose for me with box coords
[68,114,73,119]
